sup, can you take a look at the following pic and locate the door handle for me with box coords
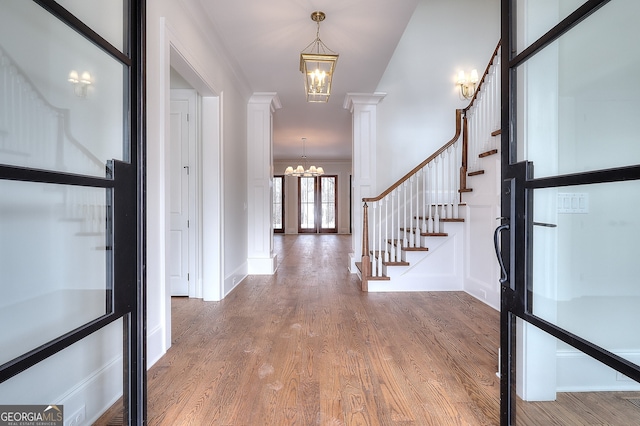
[494,222,510,284]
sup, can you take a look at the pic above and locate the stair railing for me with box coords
[462,41,501,178]
[0,46,104,176]
[360,41,501,289]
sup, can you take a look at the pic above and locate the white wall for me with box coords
[146,0,252,365]
[375,0,500,191]
[274,160,352,235]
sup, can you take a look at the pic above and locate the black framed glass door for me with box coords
[500,0,640,424]
[0,0,145,423]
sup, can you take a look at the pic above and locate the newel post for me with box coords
[361,202,370,292]
[460,111,469,195]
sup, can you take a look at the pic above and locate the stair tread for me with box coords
[491,129,501,136]
[368,276,391,281]
[403,246,429,252]
[383,261,410,267]
[421,232,448,237]
[479,149,498,158]
[441,218,464,223]
[386,239,430,250]
[468,170,485,176]
[355,262,391,281]
[413,215,465,220]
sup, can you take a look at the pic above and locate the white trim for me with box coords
[154,18,225,366]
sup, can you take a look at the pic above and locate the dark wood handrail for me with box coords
[362,108,463,203]
[362,40,501,204]
[463,40,501,113]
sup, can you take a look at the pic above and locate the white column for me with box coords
[344,93,386,273]
[247,92,281,274]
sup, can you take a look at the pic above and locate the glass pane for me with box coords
[517,0,640,177]
[515,320,640,425]
[0,0,125,177]
[300,177,315,229]
[0,180,110,365]
[56,0,125,51]
[531,180,640,364]
[0,320,123,423]
[272,177,283,230]
[321,177,336,229]
[514,0,589,55]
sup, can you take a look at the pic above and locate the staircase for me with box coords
[357,42,501,304]
[0,45,104,177]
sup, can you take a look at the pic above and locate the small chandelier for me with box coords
[300,11,338,103]
[284,138,324,177]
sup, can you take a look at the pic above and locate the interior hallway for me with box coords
[96,234,640,425]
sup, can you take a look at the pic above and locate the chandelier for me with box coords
[284,138,324,177]
[300,11,338,103]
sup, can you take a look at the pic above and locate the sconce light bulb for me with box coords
[68,70,79,83]
[80,72,92,85]
[470,69,479,83]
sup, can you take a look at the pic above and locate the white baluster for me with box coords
[447,147,453,219]
[384,197,389,263]
[440,153,447,221]
[421,167,427,234]
[416,171,422,246]
[433,157,440,233]
[409,175,414,247]
[453,141,460,219]
[427,161,435,234]
[377,200,383,275]
[390,191,396,261]
[402,182,408,248]
[396,187,402,260]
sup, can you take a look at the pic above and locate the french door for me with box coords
[273,175,284,233]
[298,175,337,233]
[0,0,145,423]
[499,0,640,424]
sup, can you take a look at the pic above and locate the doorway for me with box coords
[499,0,640,423]
[298,175,338,233]
[169,88,197,297]
[160,31,224,363]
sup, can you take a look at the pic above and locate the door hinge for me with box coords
[187,273,190,281]
[187,219,190,228]
[186,113,190,122]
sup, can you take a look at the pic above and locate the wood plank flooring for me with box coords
[95,234,640,425]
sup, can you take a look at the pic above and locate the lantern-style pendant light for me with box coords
[300,11,338,103]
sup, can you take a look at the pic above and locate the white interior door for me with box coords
[169,98,190,296]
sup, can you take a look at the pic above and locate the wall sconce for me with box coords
[457,69,478,100]
[68,70,92,97]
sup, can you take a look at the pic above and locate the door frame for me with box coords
[499,0,640,423]
[157,20,225,362]
[297,175,338,234]
[0,0,146,421]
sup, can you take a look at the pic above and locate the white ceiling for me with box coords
[194,0,419,161]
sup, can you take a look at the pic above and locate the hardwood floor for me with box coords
[95,234,640,425]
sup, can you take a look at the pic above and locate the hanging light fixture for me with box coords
[300,11,338,103]
[284,138,324,177]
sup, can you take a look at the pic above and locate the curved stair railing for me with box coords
[0,45,108,242]
[359,41,501,291]
[0,45,104,176]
